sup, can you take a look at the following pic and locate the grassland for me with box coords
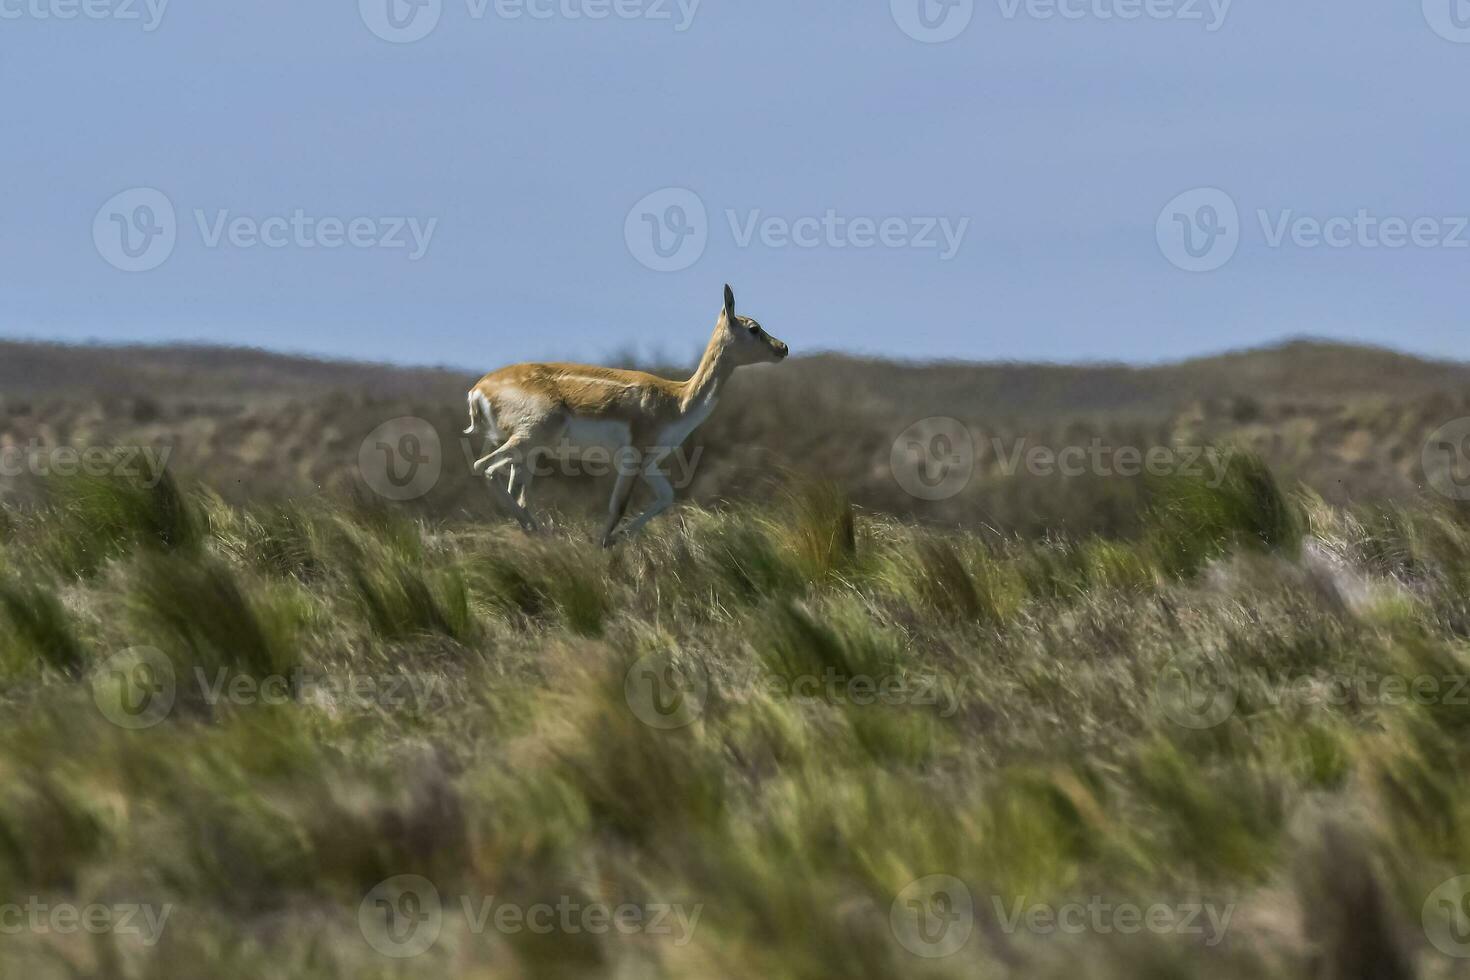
[1,455,1470,978]
[5,337,1470,538]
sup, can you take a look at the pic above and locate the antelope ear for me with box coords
[723,284,735,320]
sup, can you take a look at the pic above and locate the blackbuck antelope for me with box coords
[464,285,790,546]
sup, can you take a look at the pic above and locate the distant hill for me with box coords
[3,337,1469,535]
[0,340,459,404]
[4,336,1466,411]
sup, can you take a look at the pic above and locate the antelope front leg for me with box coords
[600,470,638,548]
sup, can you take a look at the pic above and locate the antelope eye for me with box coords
[748,322,760,334]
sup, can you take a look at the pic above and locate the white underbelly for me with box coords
[562,418,632,452]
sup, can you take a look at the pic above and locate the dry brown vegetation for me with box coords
[1,337,1467,535]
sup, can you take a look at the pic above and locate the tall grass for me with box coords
[38,468,200,577]
[130,552,303,684]
[0,466,1466,977]
[1149,448,1302,576]
[0,579,85,676]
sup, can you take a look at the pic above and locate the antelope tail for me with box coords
[463,390,492,436]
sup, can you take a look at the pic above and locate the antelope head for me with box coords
[718,284,789,365]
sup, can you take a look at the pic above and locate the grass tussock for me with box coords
[0,579,86,676]
[41,467,200,577]
[1149,448,1302,576]
[351,560,475,643]
[130,552,305,684]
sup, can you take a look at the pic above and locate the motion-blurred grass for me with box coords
[0,459,1467,977]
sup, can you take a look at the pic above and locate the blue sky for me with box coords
[2,1,1468,369]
